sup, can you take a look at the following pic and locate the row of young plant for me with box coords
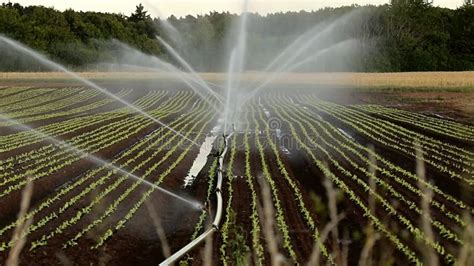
[0,88,134,151]
[271,104,425,265]
[306,94,474,161]
[0,90,167,171]
[353,104,474,142]
[90,103,215,249]
[0,92,188,193]
[0,92,193,197]
[251,104,299,262]
[70,106,212,248]
[114,90,169,114]
[307,100,473,186]
[30,102,210,250]
[0,90,186,172]
[313,99,474,167]
[0,88,54,108]
[4,89,137,127]
[0,87,32,98]
[0,88,171,149]
[219,133,238,265]
[0,119,146,199]
[282,94,473,220]
[0,97,204,244]
[274,98,464,264]
[275,96,464,247]
[2,88,167,147]
[0,88,85,118]
[0,95,211,251]
[191,158,219,241]
[1,115,145,181]
[255,103,334,263]
[0,90,171,166]
[243,113,265,265]
[0,88,67,111]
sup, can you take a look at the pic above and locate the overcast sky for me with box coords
[6,1,462,17]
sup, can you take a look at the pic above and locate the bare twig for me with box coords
[415,141,438,266]
[341,229,350,266]
[323,167,341,263]
[359,146,380,266]
[202,233,213,266]
[258,178,286,266]
[458,212,474,266]
[6,178,34,266]
[307,213,345,266]
[87,188,106,242]
[55,252,73,266]
[145,199,171,258]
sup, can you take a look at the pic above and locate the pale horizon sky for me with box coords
[3,0,463,17]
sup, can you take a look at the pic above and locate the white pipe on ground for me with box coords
[159,132,234,266]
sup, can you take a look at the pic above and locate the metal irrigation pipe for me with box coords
[160,132,234,265]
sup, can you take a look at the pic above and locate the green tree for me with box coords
[129,3,149,23]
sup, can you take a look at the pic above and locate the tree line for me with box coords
[0,0,472,72]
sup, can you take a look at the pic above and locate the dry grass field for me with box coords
[1,71,473,89]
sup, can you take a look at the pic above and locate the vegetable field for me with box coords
[0,86,473,265]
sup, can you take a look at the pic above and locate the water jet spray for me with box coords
[0,114,201,210]
[0,35,200,149]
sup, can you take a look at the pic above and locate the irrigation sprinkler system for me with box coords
[160,132,234,265]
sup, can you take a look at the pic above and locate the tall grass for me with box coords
[6,178,33,266]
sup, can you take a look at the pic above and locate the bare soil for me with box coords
[0,84,472,265]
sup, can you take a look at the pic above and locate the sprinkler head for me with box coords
[201,200,211,213]
[193,202,204,210]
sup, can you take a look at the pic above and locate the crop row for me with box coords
[0,88,54,108]
[279,94,472,219]
[354,104,474,142]
[271,102,424,265]
[0,87,32,98]
[304,98,473,186]
[0,90,164,170]
[254,103,333,263]
[0,92,193,199]
[0,95,213,251]
[0,88,134,151]
[275,97,464,247]
[0,88,81,117]
[91,103,214,248]
[269,94,472,264]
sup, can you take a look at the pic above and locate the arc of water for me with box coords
[224,0,249,135]
[109,40,221,113]
[241,39,359,103]
[113,62,220,112]
[243,21,327,91]
[264,10,359,74]
[285,39,360,71]
[156,36,224,104]
[224,49,237,135]
[242,11,359,103]
[0,114,202,209]
[145,62,221,112]
[261,22,327,74]
[0,35,200,148]
[143,0,185,46]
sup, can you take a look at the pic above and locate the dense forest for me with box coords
[0,0,473,72]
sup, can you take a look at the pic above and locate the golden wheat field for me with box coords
[1,71,473,89]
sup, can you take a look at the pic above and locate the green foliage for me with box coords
[0,3,160,70]
[0,2,473,71]
[224,209,250,265]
